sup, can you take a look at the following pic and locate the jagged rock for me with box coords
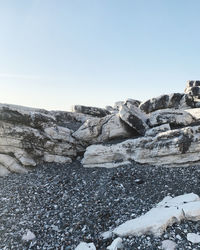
[139,93,194,114]
[145,124,171,137]
[147,109,195,128]
[72,105,110,117]
[75,242,96,250]
[119,104,149,135]
[114,101,124,110]
[107,237,123,250]
[73,114,134,145]
[185,80,200,97]
[113,193,200,237]
[0,104,84,175]
[125,98,141,107]
[82,124,200,168]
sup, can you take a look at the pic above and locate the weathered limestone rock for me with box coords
[72,105,110,117]
[185,80,200,97]
[147,109,195,128]
[0,104,84,175]
[139,93,194,114]
[113,193,200,237]
[73,114,134,145]
[119,104,149,135]
[82,124,200,168]
[145,124,171,137]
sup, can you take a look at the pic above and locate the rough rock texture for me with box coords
[0,104,84,175]
[82,124,200,168]
[119,104,148,135]
[113,193,200,237]
[145,124,171,137]
[147,109,195,128]
[73,114,135,145]
[139,93,194,113]
[185,80,200,97]
[72,105,110,117]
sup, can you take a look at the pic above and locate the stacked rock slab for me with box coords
[0,104,85,176]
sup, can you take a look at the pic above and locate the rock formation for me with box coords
[2,81,200,175]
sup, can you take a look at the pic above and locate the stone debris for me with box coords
[161,240,177,250]
[187,233,200,243]
[22,230,36,241]
[107,237,123,250]
[113,193,200,237]
[75,242,96,250]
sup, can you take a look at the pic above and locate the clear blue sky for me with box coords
[0,0,200,110]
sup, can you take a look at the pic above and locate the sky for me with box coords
[0,0,200,111]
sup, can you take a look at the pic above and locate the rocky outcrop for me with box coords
[0,104,85,176]
[185,80,200,97]
[82,123,200,168]
[72,105,110,117]
[139,93,194,114]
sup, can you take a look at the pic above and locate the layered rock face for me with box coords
[0,104,86,176]
[2,81,200,176]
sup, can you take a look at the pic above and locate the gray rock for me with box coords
[139,93,194,114]
[0,104,84,175]
[119,104,149,135]
[82,124,200,168]
[145,124,171,137]
[147,109,195,128]
[72,105,110,117]
[73,114,134,145]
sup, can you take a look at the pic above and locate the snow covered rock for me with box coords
[119,104,149,135]
[161,240,177,250]
[72,105,110,117]
[113,193,200,237]
[82,125,200,167]
[187,233,200,244]
[107,237,123,250]
[75,242,96,250]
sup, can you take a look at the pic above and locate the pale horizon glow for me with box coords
[0,0,200,111]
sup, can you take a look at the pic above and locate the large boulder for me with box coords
[73,114,135,145]
[119,104,149,135]
[147,109,195,128]
[72,105,110,117]
[82,124,200,168]
[139,93,195,114]
[185,80,200,97]
[0,104,84,176]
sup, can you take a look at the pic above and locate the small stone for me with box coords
[22,230,36,241]
[187,233,200,243]
[161,240,177,250]
[107,237,123,250]
[134,178,144,184]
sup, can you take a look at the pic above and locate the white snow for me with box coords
[187,233,200,243]
[75,242,96,250]
[101,231,113,239]
[107,237,123,250]
[113,193,200,237]
[161,240,177,250]
[22,230,36,241]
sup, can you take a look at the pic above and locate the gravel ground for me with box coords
[1,161,200,249]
